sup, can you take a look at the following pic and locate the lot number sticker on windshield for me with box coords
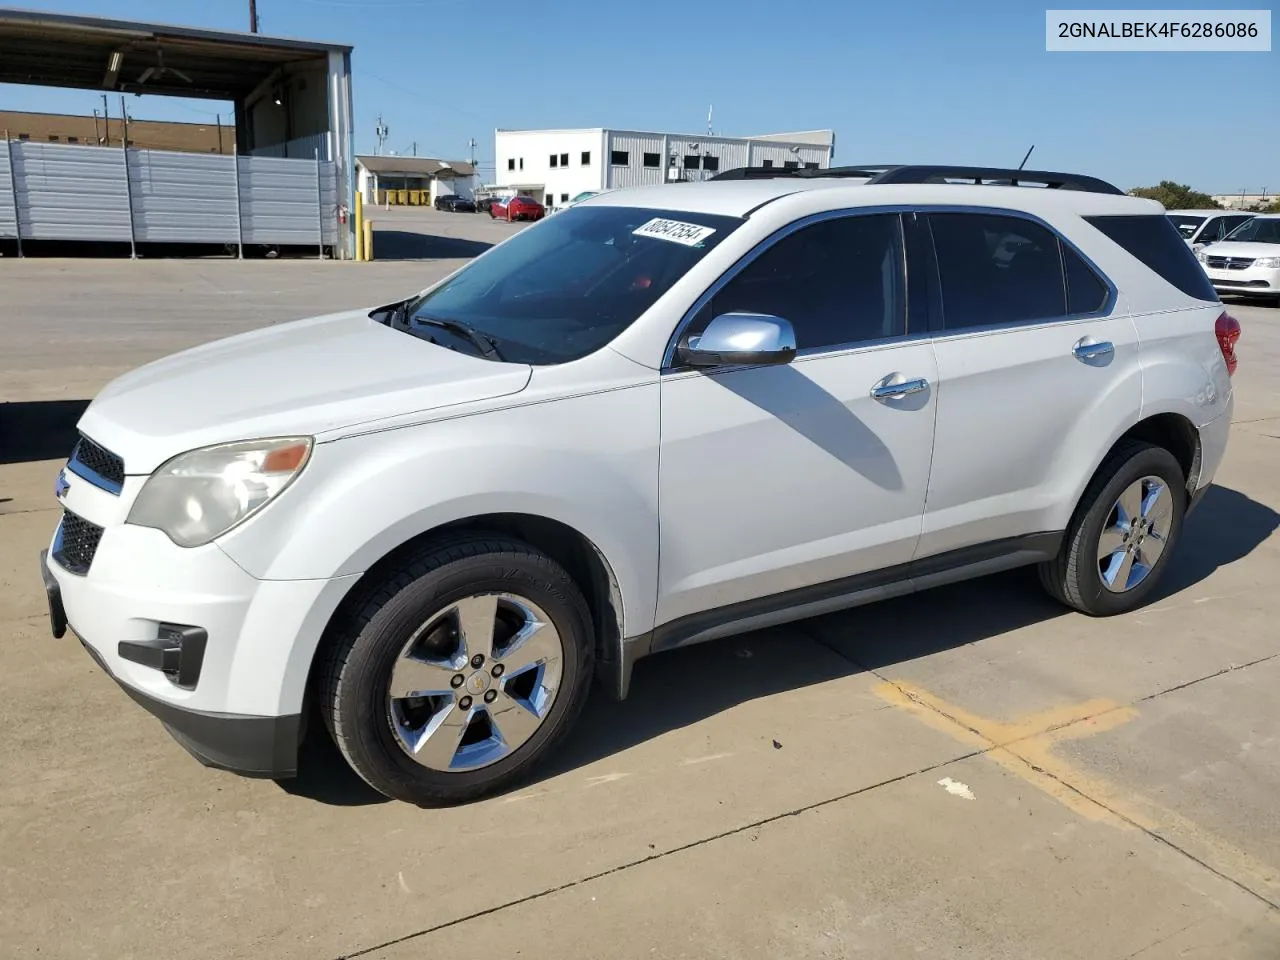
[633,218,717,247]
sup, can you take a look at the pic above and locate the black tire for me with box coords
[1039,440,1186,616]
[318,534,595,805]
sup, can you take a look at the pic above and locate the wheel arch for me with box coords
[306,512,629,713]
[1067,411,1202,532]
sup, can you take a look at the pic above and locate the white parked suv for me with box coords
[1196,213,1280,305]
[41,164,1240,805]
[1167,208,1255,251]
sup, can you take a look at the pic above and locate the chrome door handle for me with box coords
[870,374,930,402]
[1073,337,1114,362]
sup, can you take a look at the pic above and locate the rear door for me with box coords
[916,209,1142,560]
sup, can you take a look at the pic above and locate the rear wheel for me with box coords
[319,535,595,805]
[1039,440,1186,616]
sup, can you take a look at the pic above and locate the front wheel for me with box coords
[318,535,595,805]
[1039,440,1186,616]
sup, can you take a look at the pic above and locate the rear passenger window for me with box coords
[1084,215,1218,302]
[1063,245,1109,314]
[693,213,906,351]
[929,213,1066,329]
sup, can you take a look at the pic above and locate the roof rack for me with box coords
[709,163,1123,195]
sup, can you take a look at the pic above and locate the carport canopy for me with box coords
[0,5,350,101]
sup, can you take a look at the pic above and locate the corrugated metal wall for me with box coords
[0,143,16,239]
[2,140,340,251]
[606,131,666,189]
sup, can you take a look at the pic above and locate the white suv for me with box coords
[1196,213,1280,305]
[41,164,1240,805]
[1167,208,1255,251]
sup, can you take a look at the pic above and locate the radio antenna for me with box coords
[1017,144,1035,170]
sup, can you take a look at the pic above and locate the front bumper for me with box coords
[1204,265,1280,294]
[41,518,359,779]
[42,549,301,777]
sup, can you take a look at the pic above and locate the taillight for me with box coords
[1215,311,1241,376]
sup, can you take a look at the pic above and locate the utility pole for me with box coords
[101,93,110,145]
[375,115,389,155]
[411,141,417,157]
[249,0,259,32]
[467,137,477,167]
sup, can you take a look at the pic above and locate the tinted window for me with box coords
[1223,217,1280,243]
[1167,214,1206,239]
[1085,215,1219,300]
[684,155,700,169]
[643,152,661,168]
[703,155,719,171]
[930,213,1066,329]
[1064,245,1109,314]
[690,214,906,351]
[407,206,743,364]
[610,150,629,165]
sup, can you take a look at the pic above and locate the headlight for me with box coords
[1254,257,1280,268]
[1195,249,1208,262]
[127,437,312,547]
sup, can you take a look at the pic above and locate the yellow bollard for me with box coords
[354,193,365,262]
[362,217,374,261]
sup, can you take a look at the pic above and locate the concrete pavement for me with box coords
[1,213,1278,959]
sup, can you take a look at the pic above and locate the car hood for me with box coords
[78,308,532,474]
[1200,241,1280,259]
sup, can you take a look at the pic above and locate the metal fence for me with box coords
[0,139,342,255]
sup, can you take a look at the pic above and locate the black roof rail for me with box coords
[864,165,1123,195]
[708,163,1123,195]
[709,165,891,181]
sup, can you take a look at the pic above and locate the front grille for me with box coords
[1206,256,1255,271]
[69,434,125,493]
[52,509,104,575]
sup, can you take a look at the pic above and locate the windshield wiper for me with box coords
[411,314,505,361]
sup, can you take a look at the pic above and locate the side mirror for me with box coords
[676,312,797,368]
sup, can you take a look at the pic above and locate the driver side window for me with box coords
[688,213,907,351]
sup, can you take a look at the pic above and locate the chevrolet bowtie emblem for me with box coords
[55,470,70,499]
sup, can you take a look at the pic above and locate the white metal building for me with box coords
[491,127,835,208]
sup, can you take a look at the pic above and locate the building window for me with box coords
[643,152,660,168]
[561,193,569,203]
[519,158,524,170]
[508,158,515,171]
[610,150,629,165]
[581,151,590,165]
[17,133,29,140]
[762,159,774,168]
[550,154,558,167]
[783,160,799,170]
[804,162,819,170]
[67,136,79,144]
[560,153,568,166]
[683,155,700,169]
[703,155,719,172]
[48,134,60,142]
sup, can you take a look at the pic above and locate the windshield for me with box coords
[406,205,743,364]
[1167,215,1206,239]
[1223,218,1280,243]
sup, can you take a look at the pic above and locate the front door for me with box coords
[656,212,939,628]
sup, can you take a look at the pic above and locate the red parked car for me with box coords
[490,195,545,222]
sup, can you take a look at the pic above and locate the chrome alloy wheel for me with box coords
[1097,475,1173,593]
[386,593,564,771]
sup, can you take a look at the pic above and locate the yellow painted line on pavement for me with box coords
[875,680,1280,908]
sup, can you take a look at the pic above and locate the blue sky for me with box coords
[2,0,1275,193]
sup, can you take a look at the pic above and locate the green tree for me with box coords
[1128,180,1220,209]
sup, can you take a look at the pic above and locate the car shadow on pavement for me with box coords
[0,400,89,465]
[369,231,493,261]
[280,483,1278,806]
